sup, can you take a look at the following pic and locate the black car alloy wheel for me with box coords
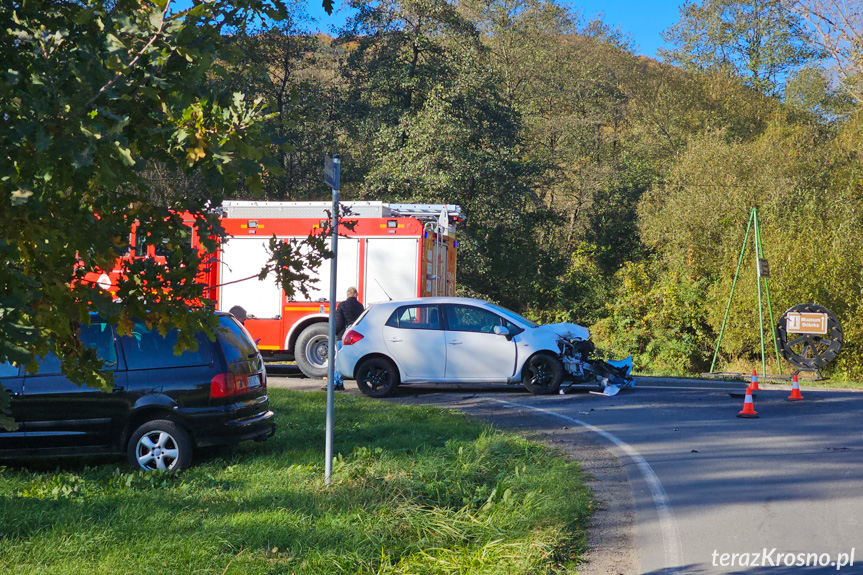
[127,419,193,471]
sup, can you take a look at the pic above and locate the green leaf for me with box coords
[0,413,19,432]
[115,143,135,166]
[10,189,33,206]
[149,9,164,30]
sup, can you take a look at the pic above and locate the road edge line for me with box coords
[491,399,684,571]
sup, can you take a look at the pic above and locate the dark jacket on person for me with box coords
[334,297,364,338]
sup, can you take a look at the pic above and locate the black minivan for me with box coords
[0,312,275,471]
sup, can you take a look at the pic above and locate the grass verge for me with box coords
[0,389,593,574]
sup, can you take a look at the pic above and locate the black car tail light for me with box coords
[211,372,237,398]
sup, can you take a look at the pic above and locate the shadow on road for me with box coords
[265,364,303,377]
[394,384,609,398]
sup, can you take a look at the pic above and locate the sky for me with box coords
[303,0,684,58]
[171,0,684,59]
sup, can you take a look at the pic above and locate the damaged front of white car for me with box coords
[537,322,636,396]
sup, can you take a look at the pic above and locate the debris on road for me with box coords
[589,385,622,397]
[555,334,636,393]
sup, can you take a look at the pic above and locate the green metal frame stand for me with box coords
[708,207,782,376]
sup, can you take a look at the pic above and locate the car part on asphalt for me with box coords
[589,385,622,397]
[558,338,636,392]
[776,303,842,372]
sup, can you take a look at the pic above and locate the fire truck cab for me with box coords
[213,201,461,378]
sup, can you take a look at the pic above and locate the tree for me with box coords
[785,65,856,118]
[661,0,817,96]
[229,19,347,200]
[0,0,330,430]
[788,0,863,102]
[460,0,646,278]
[635,118,863,376]
[338,0,564,309]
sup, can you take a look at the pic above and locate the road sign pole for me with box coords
[324,154,340,487]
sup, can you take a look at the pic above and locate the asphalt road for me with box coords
[268,368,863,574]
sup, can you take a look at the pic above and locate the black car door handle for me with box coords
[4,389,19,397]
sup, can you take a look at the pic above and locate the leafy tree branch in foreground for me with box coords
[0,0,324,429]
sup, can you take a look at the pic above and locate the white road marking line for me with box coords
[637,385,747,391]
[492,398,684,572]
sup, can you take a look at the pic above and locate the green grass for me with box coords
[0,389,593,574]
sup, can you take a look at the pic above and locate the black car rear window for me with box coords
[215,316,258,364]
[120,323,213,370]
[0,361,19,378]
[32,353,62,375]
[80,322,118,368]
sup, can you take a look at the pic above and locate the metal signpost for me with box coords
[324,154,340,487]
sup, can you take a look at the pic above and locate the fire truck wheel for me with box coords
[522,353,563,395]
[295,323,330,379]
[355,357,400,398]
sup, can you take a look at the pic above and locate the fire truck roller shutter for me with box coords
[290,238,360,302]
[220,237,282,319]
[365,238,419,304]
[437,244,448,297]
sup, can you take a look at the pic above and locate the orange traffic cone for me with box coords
[788,374,804,401]
[737,386,759,418]
[749,369,760,391]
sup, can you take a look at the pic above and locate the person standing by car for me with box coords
[330,286,364,391]
[229,305,248,325]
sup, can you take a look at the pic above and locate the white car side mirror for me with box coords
[493,325,510,336]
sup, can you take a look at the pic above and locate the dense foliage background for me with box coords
[222,0,862,378]
[2,0,861,395]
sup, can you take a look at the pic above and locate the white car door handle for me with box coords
[388,337,403,343]
[449,340,463,345]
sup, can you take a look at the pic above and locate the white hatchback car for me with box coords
[335,297,599,397]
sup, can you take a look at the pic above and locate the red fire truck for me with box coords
[213,201,462,378]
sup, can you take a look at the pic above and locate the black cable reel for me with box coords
[775,303,843,372]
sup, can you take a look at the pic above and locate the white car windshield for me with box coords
[486,303,538,328]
